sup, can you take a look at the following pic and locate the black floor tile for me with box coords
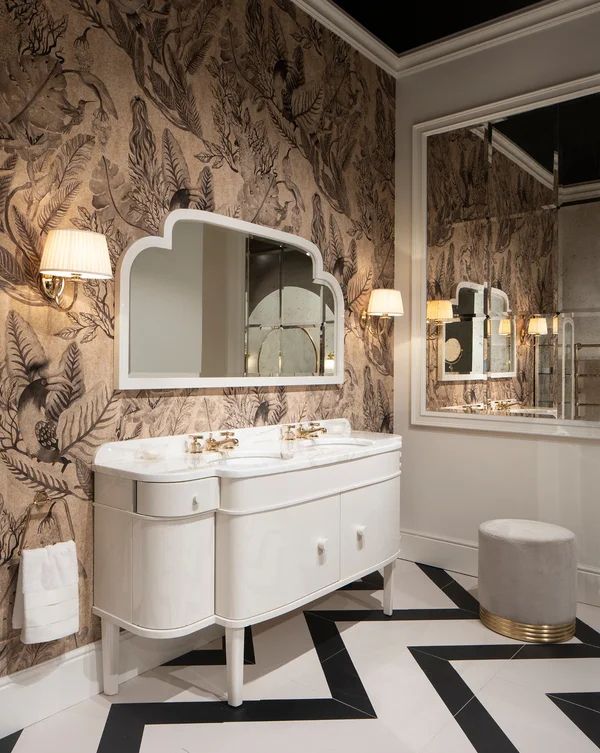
[549,694,600,747]
[454,697,520,752]
[575,618,600,649]
[0,731,21,753]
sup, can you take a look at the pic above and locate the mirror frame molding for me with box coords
[116,209,345,390]
[411,72,600,440]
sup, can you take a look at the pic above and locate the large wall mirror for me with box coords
[412,79,600,438]
[116,210,344,389]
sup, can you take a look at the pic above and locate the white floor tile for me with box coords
[313,560,461,611]
[140,718,412,753]
[14,696,110,753]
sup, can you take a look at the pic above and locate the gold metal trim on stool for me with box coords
[480,605,575,643]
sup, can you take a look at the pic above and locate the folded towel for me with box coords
[13,541,79,644]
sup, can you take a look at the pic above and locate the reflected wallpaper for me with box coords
[426,128,557,411]
[0,0,395,676]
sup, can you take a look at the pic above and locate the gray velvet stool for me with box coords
[478,519,576,643]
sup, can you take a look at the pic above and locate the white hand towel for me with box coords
[12,540,79,644]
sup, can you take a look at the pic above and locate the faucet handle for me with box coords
[187,433,205,453]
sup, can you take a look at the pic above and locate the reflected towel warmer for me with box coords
[574,343,600,419]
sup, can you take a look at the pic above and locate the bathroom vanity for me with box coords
[93,419,401,706]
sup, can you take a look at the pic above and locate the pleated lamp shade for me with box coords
[527,316,548,336]
[426,299,453,322]
[40,229,112,279]
[367,289,404,317]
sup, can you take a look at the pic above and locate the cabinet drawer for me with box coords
[341,476,400,580]
[216,495,340,620]
[137,478,219,517]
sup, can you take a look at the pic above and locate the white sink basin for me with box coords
[297,437,375,448]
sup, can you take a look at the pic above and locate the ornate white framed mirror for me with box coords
[412,73,600,439]
[116,210,345,389]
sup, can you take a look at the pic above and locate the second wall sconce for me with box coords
[39,228,112,309]
[360,288,404,332]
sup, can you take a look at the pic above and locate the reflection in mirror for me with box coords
[127,217,339,382]
[424,90,600,425]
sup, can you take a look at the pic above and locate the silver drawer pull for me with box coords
[356,525,367,541]
[192,497,199,508]
[317,538,328,555]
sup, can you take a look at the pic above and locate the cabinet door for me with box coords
[340,476,400,580]
[216,495,340,621]
[132,513,214,629]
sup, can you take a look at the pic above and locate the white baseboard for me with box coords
[401,529,600,608]
[0,623,223,738]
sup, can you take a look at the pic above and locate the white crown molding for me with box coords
[289,0,397,75]
[471,125,554,189]
[559,180,600,202]
[291,0,600,79]
[394,0,600,77]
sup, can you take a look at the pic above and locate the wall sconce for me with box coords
[426,299,453,324]
[39,229,112,309]
[360,288,404,332]
[324,352,335,374]
[498,318,512,336]
[527,316,548,337]
[552,314,559,335]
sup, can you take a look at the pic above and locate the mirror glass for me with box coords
[425,90,600,424]
[127,217,339,382]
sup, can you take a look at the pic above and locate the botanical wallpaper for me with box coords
[426,128,557,411]
[0,0,395,676]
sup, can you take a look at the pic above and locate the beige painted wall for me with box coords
[395,9,600,603]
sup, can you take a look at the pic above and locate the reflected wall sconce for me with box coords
[39,229,112,309]
[360,288,404,333]
[527,316,548,337]
[426,299,453,324]
[498,318,512,336]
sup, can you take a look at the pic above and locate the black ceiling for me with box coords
[332,1,547,55]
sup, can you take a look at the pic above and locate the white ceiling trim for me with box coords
[289,0,397,75]
[291,0,600,79]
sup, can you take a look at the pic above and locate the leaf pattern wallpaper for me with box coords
[426,128,557,411]
[0,0,395,676]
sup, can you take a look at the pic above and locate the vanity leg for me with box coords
[101,618,120,695]
[226,627,245,707]
[383,560,396,616]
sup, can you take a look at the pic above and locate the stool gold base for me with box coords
[480,605,575,643]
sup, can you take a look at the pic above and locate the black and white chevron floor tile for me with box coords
[2,560,599,753]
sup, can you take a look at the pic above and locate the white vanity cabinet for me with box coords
[93,420,401,706]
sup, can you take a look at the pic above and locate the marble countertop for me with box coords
[93,419,402,482]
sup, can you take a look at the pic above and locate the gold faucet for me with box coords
[295,422,327,439]
[186,431,239,454]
